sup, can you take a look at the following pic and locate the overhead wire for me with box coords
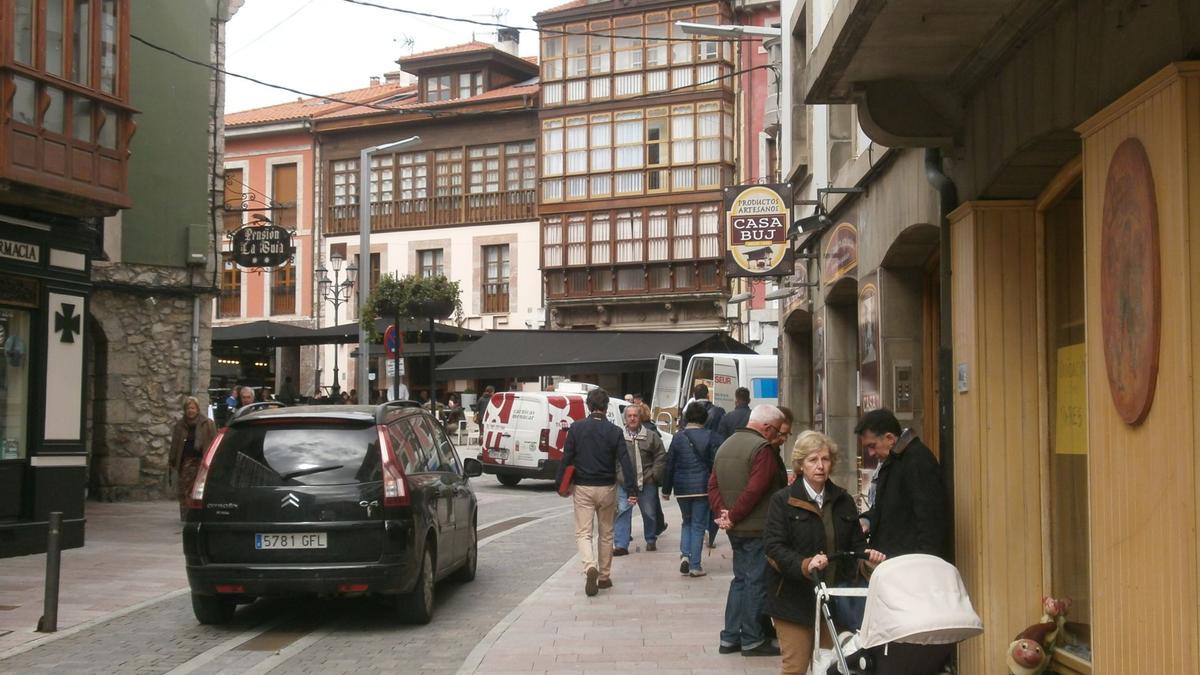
[340,0,762,43]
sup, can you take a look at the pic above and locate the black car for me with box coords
[182,401,482,625]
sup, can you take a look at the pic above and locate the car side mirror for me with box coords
[462,457,483,478]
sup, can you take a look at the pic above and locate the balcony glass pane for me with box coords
[72,96,93,141]
[100,0,117,92]
[47,0,65,75]
[73,0,91,85]
[45,88,66,134]
[14,0,34,64]
[12,76,37,126]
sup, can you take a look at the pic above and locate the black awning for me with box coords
[211,320,317,348]
[213,319,481,348]
[435,329,754,380]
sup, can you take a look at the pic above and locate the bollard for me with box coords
[36,511,63,633]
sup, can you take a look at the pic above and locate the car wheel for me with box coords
[191,593,236,625]
[451,520,477,582]
[399,546,435,624]
[497,474,521,487]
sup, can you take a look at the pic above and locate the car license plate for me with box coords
[255,533,327,550]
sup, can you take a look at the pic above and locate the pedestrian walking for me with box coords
[639,402,670,539]
[716,387,752,440]
[169,396,217,520]
[555,388,639,597]
[855,407,948,558]
[708,404,788,657]
[762,430,885,674]
[474,385,495,425]
[614,403,667,556]
[661,401,721,577]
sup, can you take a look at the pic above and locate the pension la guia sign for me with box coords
[231,224,293,269]
[724,183,794,278]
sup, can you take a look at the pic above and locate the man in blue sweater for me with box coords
[556,388,639,596]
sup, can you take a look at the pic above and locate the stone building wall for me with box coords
[88,263,213,500]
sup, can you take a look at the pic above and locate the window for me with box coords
[434,149,463,196]
[397,151,428,201]
[370,155,393,202]
[589,19,610,74]
[540,102,732,201]
[614,16,642,71]
[72,0,90,84]
[332,160,358,206]
[425,74,452,102]
[542,216,563,267]
[223,168,244,231]
[271,163,297,229]
[468,145,501,194]
[615,211,643,263]
[482,245,510,314]
[566,23,587,77]
[47,0,64,75]
[418,249,444,278]
[542,29,563,82]
[673,207,694,259]
[353,252,381,309]
[458,71,482,99]
[647,209,669,261]
[14,0,33,65]
[0,309,32,461]
[698,205,720,258]
[218,253,241,318]
[645,14,668,67]
[567,215,586,265]
[505,142,536,191]
[1044,184,1090,665]
[100,0,117,93]
[270,260,295,316]
[590,214,610,264]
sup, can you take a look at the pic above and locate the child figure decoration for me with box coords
[1006,597,1071,675]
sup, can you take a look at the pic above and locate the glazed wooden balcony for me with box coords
[324,188,537,234]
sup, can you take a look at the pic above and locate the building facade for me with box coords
[789,0,1200,673]
[313,41,543,400]
[1,0,233,555]
[534,0,738,332]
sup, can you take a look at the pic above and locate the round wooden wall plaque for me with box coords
[1100,137,1161,426]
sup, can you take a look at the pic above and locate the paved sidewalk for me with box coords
[0,501,187,655]
[470,507,782,674]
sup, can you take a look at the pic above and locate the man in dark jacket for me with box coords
[716,387,752,439]
[556,388,639,596]
[855,408,948,558]
[707,405,787,657]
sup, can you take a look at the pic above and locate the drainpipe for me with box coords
[924,147,956,560]
[191,294,201,395]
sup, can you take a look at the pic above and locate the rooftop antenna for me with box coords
[394,34,415,54]
[472,8,509,42]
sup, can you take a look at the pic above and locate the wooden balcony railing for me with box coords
[481,282,510,314]
[325,188,536,234]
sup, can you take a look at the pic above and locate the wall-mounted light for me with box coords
[727,292,753,304]
[764,287,798,301]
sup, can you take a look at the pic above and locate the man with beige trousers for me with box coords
[555,388,639,596]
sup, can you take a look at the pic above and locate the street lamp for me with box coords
[674,21,782,38]
[318,251,358,397]
[358,136,421,397]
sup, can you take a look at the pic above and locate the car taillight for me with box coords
[187,428,226,510]
[539,428,550,450]
[378,425,411,507]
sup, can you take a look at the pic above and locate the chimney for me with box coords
[369,75,381,86]
[383,70,403,84]
[497,27,519,55]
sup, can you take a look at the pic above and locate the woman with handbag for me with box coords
[661,401,722,577]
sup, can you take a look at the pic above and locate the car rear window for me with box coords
[208,423,382,487]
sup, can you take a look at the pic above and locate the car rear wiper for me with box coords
[280,464,344,480]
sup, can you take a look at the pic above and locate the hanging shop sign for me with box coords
[821,222,858,286]
[724,183,794,278]
[231,224,293,268]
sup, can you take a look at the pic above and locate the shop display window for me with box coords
[0,309,31,461]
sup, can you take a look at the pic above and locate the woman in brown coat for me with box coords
[169,396,217,519]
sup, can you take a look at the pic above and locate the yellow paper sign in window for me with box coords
[1054,343,1087,455]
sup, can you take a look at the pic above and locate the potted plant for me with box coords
[360,273,462,337]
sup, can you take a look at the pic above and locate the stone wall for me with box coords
[88,262,213,501]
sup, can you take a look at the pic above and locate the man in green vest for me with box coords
[707,405,787,657]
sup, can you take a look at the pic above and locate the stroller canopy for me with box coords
[858,554,983,649]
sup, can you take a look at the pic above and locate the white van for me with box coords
[477,382,668,487]
[650,352,779,431]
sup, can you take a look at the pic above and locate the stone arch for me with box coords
[821,275,860,494]
[780,305,813,432]
[86,315,109,498]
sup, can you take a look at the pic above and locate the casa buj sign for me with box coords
[724,183,793,278]
[231,224,293,268]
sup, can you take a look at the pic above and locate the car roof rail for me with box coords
[229,400,287,422]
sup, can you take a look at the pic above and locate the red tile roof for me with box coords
[314,82,538,122]
[537,0,588,16]
[401,41,496,61]
[225,82,414,127]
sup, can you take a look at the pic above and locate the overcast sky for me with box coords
[225,0,552,113]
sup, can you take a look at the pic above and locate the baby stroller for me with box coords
[810,553,983,675]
